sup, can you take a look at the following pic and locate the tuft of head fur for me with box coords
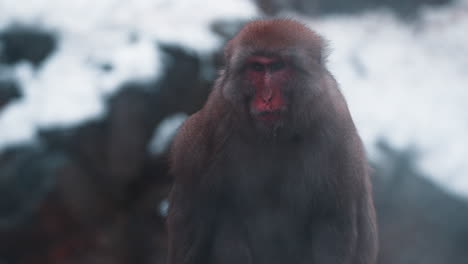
[225,18,327,65]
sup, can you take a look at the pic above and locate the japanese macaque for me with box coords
[167,19,378,264]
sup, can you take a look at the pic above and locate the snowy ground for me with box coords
[0,0,467,197]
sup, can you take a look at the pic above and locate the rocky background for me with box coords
[1,0,468,263]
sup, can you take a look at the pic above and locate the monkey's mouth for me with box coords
[255,110,283,122]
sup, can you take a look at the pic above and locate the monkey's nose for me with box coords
[261,88,273,102]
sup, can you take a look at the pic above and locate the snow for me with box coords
[299,0,468,197]
[148,113,188,155]
[0,0,258,148]
[0,0,258,53]
[159,199,169,217]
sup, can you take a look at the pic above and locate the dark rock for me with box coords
[156,44,213,114]
[0,145,64,229]
[100,63,114,72]
[0,25,57,67]
[255,0,453,18]
[372,140,468,264]
[0,79,21,111]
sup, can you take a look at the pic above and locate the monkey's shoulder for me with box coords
[170,112,206,172]
[169,110,225,180]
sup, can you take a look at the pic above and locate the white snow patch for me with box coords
[148,113,188,155]
[299,1,468,197]
[158,199,169,217]
[0,0,258,53]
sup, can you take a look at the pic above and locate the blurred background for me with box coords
[0,0,467,263]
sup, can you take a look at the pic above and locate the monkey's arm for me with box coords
[354,179,378,264]
[311,193,377,264]
[167,182,215,264]
[350,136,378,264]
[167,112,218,264]
[311,136,378,264]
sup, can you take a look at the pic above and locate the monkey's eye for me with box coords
[269,61,285,72]
[249,62,265,72]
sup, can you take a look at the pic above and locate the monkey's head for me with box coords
[221,19,329,130]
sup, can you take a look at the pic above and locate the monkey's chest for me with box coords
[220,143,314,211]
[214,204,310,263]
[213,145,314,260]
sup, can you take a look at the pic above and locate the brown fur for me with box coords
[167,18,378,264]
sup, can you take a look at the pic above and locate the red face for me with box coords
[245,55,291,122]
